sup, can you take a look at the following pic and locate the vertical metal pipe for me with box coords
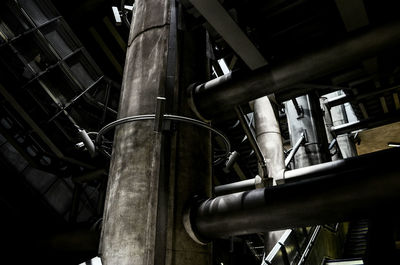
[286,93,331,168]
[253,95,286,253]
[321,97,343,161]
[254,96,285,183]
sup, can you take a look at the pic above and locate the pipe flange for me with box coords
[183,196,211,245]
[187,83,210,122]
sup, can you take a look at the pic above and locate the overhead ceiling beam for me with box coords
[335,0,369,32]
[0,84,64,158]
[393,93,400,110]
[189,0,267,70]
[89,27,123,76]
[103,16,127,51]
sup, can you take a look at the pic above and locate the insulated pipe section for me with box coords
[253,96,286,253]
[186,147,400,239]
[254,96,285,182]
[189,20,400,119]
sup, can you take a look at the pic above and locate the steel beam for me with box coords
[187,147,400,239]
[325,94,351,109]
[234,106,267,177]
[326,84,400,109]
[189,20,400,119]
[189,0,267,70]
[331,109,400,135]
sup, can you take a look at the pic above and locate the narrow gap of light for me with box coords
[211,66,218,77]
[124,5,134,11]
[111,6,122,24]
[388,142,400,147]
[218,58,230,75]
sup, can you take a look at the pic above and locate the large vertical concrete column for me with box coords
[166,24,212,265]
[99,1,212,265]
[286,93,331,168]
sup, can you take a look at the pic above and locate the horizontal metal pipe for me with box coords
[214,176,262,196]
[190,20,400,119]
[331,109,400,135]
[325,94,351,109]
[326,84,400,109]
[190,147,400,239]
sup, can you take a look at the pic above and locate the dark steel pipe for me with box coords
[234,106,267,176]
[189,147,400,239]
[190,21,400,119]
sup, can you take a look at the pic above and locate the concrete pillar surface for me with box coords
[100,1,212,264]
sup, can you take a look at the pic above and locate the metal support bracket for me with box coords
[154,97,166,132]
[284,130,307,167]
[95,113,231,162]
[328,138,338,150]
[292,98,304,119]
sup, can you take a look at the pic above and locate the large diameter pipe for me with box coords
[254,96,285,182]
[253,95,286,253]
[188,147,400,239]
[190,21,400,119]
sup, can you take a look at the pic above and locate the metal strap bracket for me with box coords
[94,113,231,161]
[154,97,167,132]
[292,98,304,119]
